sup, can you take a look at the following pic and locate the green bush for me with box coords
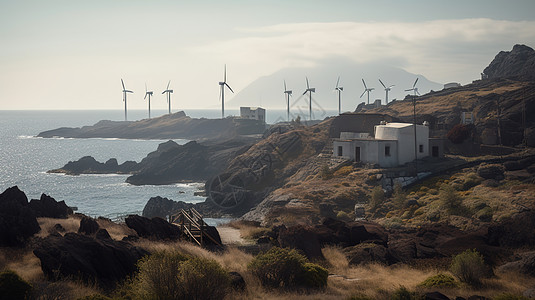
[136,251,230,300]
[0,270,32,300]
[439,184,462,213]
[248,247,306,288]
[418,273,457,288]
[450,249,490,287]
[493,293,529,300]
[390,286,420,300]
[370,186,385,212]
[248,247,327,289]
[300,263,328,289]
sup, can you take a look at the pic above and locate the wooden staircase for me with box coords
[169,208,222,248]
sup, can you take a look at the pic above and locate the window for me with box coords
[385,146,391,157]
[419,144,424,153]
[337,146,343,156]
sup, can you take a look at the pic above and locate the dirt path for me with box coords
[217,226,247,245]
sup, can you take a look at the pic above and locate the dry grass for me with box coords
[0,249,43,282]
[36,216,81,238]
[31,279,102,299]
[225,220,270,241]
[96,218,137,240]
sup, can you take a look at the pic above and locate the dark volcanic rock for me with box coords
[78,216,100,235]
[48,156,137,175]
[0,186,40,247]
[498,251,535,276]
[142,196,195,218]
[483,44,535,80]
[125,215,181,240]
[343,243,388,265]
[488,211,535,247]
[33,232,147,289]
[229,271,246,291]
[277,225,323,260]
[477,163,505,180]
[28,193,73,218]
[95,229,112,240]
[425,292,450,300]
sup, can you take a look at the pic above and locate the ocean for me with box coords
[0,109,337,221]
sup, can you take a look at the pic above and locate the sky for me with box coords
[1,0,535,111]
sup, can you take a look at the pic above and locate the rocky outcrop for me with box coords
[50,138,255,185]
[483,44,535,80]
[498,251,535,276]
[488,211,535,247]
[78,216,100,235]
[37,111,265,141]
[125,215,182,240]
[0,186,40,247]
[33,232,147,289]
[28,193,73,218]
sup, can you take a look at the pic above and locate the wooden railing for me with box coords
[169,208,222,247]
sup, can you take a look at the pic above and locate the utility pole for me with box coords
[413,95,418,178]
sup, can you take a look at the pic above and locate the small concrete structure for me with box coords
[444,82,461,89]
[461,112,474,124]
[240,107,266,123]
[333,122,431,167]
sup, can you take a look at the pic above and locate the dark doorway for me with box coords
[432,146,439,157]
[337,146,343,156]
[355,147,361,162]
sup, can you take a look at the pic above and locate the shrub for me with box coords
[333,166,354,177]
[0,270,32,300]
[439,184,462,213]
[300,263,328,289]
[136,251,230,300]
[390,286,420,300]
[321,165,333,180]
[248,247,326,289]
[450,249,490,287]
[447,124,474,144]
[369,186,385,212]
[418,273,457,288]
[392,182,406,209]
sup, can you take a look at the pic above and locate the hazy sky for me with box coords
[1,0,534,110]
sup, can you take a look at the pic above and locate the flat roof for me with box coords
[377,122,414,128]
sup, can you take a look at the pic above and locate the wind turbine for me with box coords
[360,79,374,105]
[283,80,292,122]
[302,77,315,120]
[219,64,234,118]
[379,79,395,105]
[335,76,344,115]
[404,77,420,96]
[405,77,420,177]
[144,83,153,119]
[162,81,173,114]
[121,79,133,121]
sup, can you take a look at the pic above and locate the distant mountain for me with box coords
[483,44,535,80]
[226,57,443,115]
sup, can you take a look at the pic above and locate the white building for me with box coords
[333,122,430,167]
[240,107,266,123]
[443,82,461,89]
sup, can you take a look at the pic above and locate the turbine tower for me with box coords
[360,79,374,105]
[162,81,173,114]
[335,76,344,115]
[283,80,292,121]
[121,79,133,121]
[302,77,315,121]
[379,79,395,105]
[405,77,420,177]
[144,83,153,119]
[219,64,234,118]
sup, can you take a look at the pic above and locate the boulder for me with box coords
[28,193,73,218]
[125,215,181,240]
[142,196,193,219]
[343,243,388,265]
[483,44,535,80]
[277,225,323,260]
[425,292,450,300]
[388,238,417,263]
[78,216,100,235]
[488,211,535,247]
[95,229,112,240]
[33,232,147,289]
[229,271,246,291]
[498,251,535,276]
[0,186,40,247]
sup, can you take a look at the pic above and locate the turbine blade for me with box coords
[379,79,386,89]
[121,79,125,90]
[306,77,310,89]
[360,90,366,98]
[362,79,367,89]
[284,80,287,91]
[405,89,413,92]
[336,76,340,88]
[413,78,419,88]
[224,64,227,82]
[145,83,147,93]
[225,83,234,93]
[167,80,170,90]
[144,93,147,100]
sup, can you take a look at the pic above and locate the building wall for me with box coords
[333,139,398,167]
[375,124,429,165]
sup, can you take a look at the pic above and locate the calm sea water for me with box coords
[0,109,337,220]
